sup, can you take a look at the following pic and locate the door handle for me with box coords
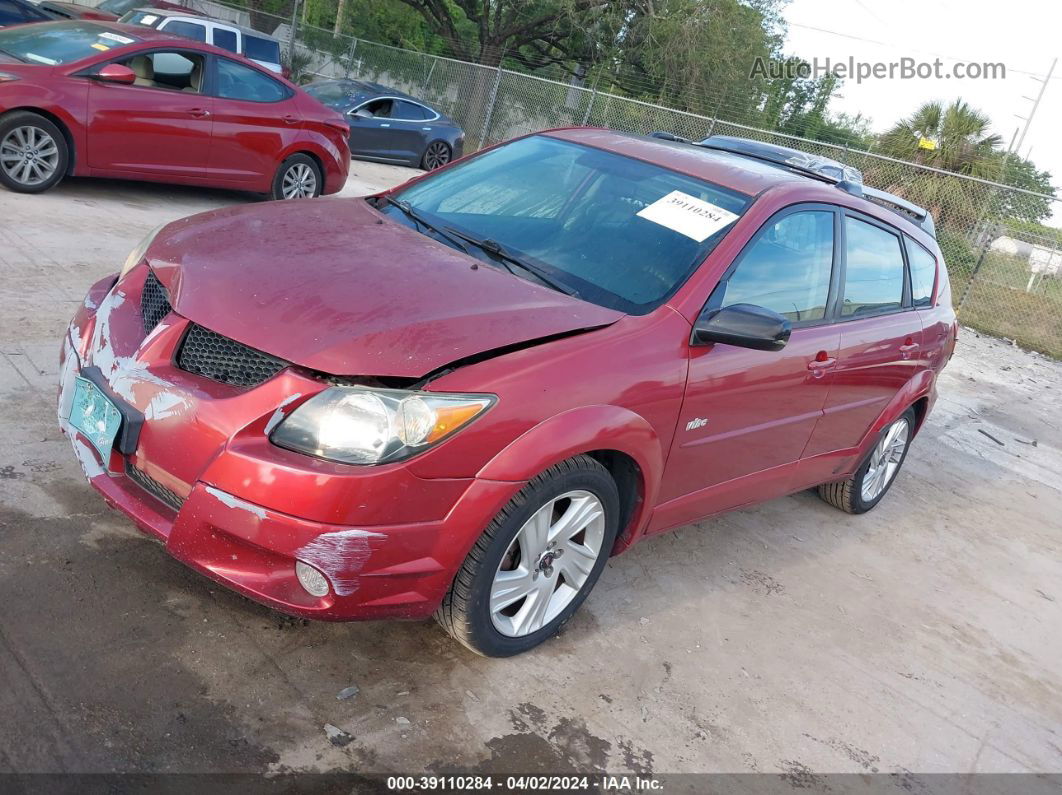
[188,108,210,118]
[283,114,299,125]
[807,355,836,378]
[899,341,920,359]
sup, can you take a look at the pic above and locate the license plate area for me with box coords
[69,376,123,462]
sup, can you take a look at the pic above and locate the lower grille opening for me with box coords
[176,324,288,388]
[125,460,185,512]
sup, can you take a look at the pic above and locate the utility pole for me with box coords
[1014,57,1056,158]
[287,0,300,68]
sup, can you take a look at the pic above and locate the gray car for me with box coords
[303,79,464,170]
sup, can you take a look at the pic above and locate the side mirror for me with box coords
[351,108,373,120]
[95,63,137,85]
[692,303,792,351]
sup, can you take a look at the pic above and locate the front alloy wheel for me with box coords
[435,455,620,656]
[490,490,606,637]
[0,111,68,194]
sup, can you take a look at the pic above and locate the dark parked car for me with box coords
[303,78,464,170]
[39,0,200,22]
[0,21,350,198]
[0,0,58,27]
[60,130,956,656]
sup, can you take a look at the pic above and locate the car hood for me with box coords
[146,198,623,379]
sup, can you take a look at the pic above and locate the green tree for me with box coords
[877,99,1003,178]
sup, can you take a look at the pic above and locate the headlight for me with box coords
[119,223,166,279]
[270,387,495,465]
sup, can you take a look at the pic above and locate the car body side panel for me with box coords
[86,79,214,174]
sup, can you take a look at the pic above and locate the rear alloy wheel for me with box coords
[817,408,916,514]
[272,154,322,200]
[421,141,451,171]
[435,455,620,656]
[0,112,68,194]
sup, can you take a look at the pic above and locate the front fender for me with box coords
[475,404,665,548]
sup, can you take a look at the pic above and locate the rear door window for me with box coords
[214,57,289,102]
[905,237,937,308]
[841,217,906,317]
[393,100,431,120]
[711,210,835,323]
[213,28,238,53]
[163,20,207,42]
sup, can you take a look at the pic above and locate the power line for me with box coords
[786,21,1061,81]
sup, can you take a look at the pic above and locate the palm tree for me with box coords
[867,99,1006,228]
[877,99,1003,178]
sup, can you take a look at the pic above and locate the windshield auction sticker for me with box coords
[637,190,739,242]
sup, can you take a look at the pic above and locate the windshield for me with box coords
[385,135,750,313]
[0,21,138,64]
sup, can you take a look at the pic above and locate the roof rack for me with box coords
[647,131,936,238]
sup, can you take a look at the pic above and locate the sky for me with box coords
[781,0,1061,223]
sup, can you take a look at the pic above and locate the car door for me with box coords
[347,98,401,159]
[206,55,300,185]
[387,99,435,162]
[86,48,213,176]
[657,205,842,516]
[802,212,925,460]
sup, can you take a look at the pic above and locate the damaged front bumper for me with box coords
[59,272,522,621]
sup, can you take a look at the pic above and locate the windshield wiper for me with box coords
[381,196,473,256]
[0,47,28,64]
[442,226,577,297]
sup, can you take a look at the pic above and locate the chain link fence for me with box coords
[187,1,1062,358]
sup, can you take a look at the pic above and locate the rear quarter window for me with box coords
[906,237,938,308]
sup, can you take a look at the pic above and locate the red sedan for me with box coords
[0,21,349,198]
[60,130,957,656]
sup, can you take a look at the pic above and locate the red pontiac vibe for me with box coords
[0,21,349,199]
[59,131,957,656]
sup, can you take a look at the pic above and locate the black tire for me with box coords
[270,154,322,200]
[0,111,68,194]
[421,140,451,171]
[435,455,620,657]
[818,407,917,514]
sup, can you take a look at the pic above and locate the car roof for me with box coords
[319,78,427,104]
[544,128,812,197]
[126,7,281,41]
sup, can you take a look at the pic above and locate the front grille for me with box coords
[141,270,172,333]
[176,324,288,388]
[125,461,185,512]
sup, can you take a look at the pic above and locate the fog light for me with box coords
[295,560,330,597]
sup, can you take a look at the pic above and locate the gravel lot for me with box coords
[1,167,1060,777]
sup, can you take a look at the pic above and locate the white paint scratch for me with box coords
[264,392,303,435]
[296,528,384,596]
[205,485,267,520]
[70,436,105,479]
[144,390,190,421]
[89,290,175,406]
